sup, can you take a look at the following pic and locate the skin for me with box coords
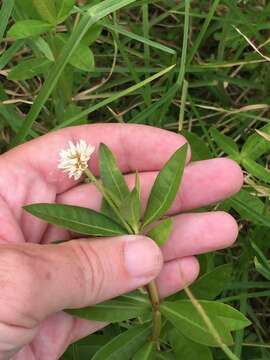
[0,124,243,360]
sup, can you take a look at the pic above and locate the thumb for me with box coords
[0,236,162,327]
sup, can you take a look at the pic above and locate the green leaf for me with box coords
[99,143,130,202]
[251,241,270,281]
[132,342,154,360]
[101,199,119,222]
[55,34,95,72]
[82,25,103,46]
[119,173,141,232]
[242,158,270,183]
[7,58,52,81]
[60,335,113,359]
[143,144,188,227]
[210,128,239,158]
[66,295,150,322]
[161,301,231,347]
[15,0,40,19]
[120,188,141,231]
[7,20,53,40]
[254,257,270,281]
[161,300,251,347]
[181,130,212,161]
[203,302,251,331]
[154,353,175,360]
[24,203,126,236]
[69,45,95,72]
[170,329,213,360]
[34,37,55,61]
[135,171,141,199]
[63,104,87,126]
[56,0,75,23]
[147,218,173,247]
[228,190,270,228]
[242,122,270,160]
[32,0,57,24]
[189,264,232,300]
[92,324,152,360]
[251,241,270,271]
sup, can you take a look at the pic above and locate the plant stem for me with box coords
[85,168,162,346]
[84,168,134,233]
[147,280,162,349]
[184,286,240,360]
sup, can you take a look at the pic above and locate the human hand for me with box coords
[0,124,243,360]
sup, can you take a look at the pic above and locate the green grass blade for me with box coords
[12,0,137,146]
[0,40,24,71]
[230,198,270,228]
[53,64,175,129]
[0,0,15,43]
[110,27,146,110]
[131,0,190,125]
[142,2,151,106]
[178,79,189,131]
[103,21,176,55]
[187,0,220,64]
[234,267,248,358]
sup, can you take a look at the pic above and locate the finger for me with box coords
[0,322,37,359]
[70,316,106,344]
[156,256,199,298]
[3,124,190,193]
[172,158,243,212]
[58,156,242,211]
[31,312,105,358]
[61,257,199,347]
[0,195,25,244]
[42,158,242,244]
[66,257,200,343]
[2,312,106,359]
[0,236,162,329]
[162,211,238,261]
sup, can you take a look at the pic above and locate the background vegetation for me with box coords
[0,0,270,359]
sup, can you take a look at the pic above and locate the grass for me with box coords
[1,0,270,359]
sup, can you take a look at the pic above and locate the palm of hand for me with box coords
[0,125,242,360]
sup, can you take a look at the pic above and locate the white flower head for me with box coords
[58,140,95,180]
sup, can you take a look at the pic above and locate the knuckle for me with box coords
[70,241,107,305]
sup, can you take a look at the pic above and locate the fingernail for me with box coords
[124,236,163,278]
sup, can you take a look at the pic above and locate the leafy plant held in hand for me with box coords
[24,141,250,359]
